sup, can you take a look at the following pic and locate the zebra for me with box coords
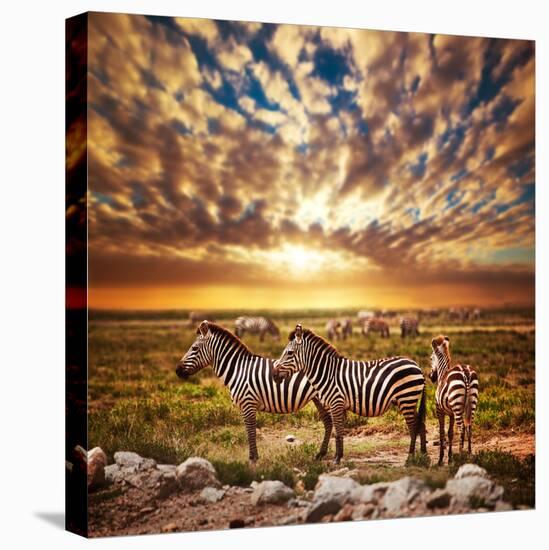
[273,324,427,464]
[357,310,374,322]
[234,316,280,342]
[400,316,419,338]
[341,318,353,340]
[175,321,332,462]
[325,319,341,341]
[362,317,390,338]
[429,335,479,465]
[188,311,215,327]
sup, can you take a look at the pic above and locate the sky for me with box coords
[84,12,535,310]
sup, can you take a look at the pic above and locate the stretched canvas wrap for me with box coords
[66,11,535,538]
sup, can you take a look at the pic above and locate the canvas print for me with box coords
[65,11,535,538]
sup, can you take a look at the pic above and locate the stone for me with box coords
[334,503,354,522]
[350,481,391,504]
[454,464,489,480]
[287,498,309,508]
[175,457,221,491]
[104,464,123,484]
[351,503,376,520]
[446,476,504,509]
[305,499,342,523]
[114,451,156,471]
[381,477,428,516]
[87,447,107,490]
[426,488,452,509]
[285,434,296,442]
[313,475,360,506]
[161,522,178,533]
[251,480,294,506]
[198,487,225,504]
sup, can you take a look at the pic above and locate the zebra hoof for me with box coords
[315,451,327,460]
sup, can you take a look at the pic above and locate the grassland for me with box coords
[88,308,535,506]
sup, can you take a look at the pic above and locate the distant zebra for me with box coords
[430,335,479,465]
[235,316,280,341]
[341,318,353,340]
[400,316,419,338]
[176,322,332,462]
[326,319,341,341]
[273,324,427,464]
[362,317,390,338]
[357,310,374,322]
[188,311,215,327]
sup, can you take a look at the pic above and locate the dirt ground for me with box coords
[88,430,534,538]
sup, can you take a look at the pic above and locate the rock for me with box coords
[426,488,452,509]
[87,447,107,490]
[454,464,489,480]
[285,434,296,442]
[157,464,177,474]
[161,522,178,533]
[104,464,123,484]
[277,514,300,526]
[381,477,428,516]
[198,487,225,504]
[287,498,309,508]
[446,476,504,509]
[305,499,342,523]
[329,467,350,477]
[334,503,354,522]
[313,475,360,506]
[114,451,156,471]
[350,481,391,505]
[251,480,294,506]
[351,502,376,520]
[175,457,221,491]
[229,518,246,529]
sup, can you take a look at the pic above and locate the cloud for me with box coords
[86,13,535,307]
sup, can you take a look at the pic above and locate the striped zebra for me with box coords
[400,316,419,338]
[273,324,427,464]
[430,335,479,465]
[188,311,215,327]
[234,316,280,342]
[341,318,353,340]
[362,317,390,338]
[175,321,332,462]
[325,319,341,341]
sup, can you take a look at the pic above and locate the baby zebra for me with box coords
[273,324,427,464]
[400,316,420,338]
[175,321,332,462]
[430,335,479,465]
[235,316,280,342]
[362,317,390,338]
[325,319,341,341]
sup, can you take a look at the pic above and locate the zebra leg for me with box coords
[437,411,445,466]
[241,407,259,463]
[331,403,346,464]
[312,397,332,459]
[467,425,472,454]
[447,416,454,463]
[398,402,417,455]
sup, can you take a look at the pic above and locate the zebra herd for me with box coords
[176,317,479,466]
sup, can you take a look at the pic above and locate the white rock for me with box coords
[87,447,107,490]
[175,457,220,491]
[313,475,360,506]
[251,480,294,506]
[285,434,296,442]
[446,476,504,508]
[454,464,489,480]
[350,481,391,504]
[199,487,225,504]
[381,477,427,515]
[114,451,156,471]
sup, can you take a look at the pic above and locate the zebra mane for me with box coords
[289,328,342,358]
[206,323,256,356]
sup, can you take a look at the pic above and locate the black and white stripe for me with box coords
[400,316,420,338]
[273,324,427,464]
[234,316,281,342]
[175,321,332,462]
[430,335,479,465]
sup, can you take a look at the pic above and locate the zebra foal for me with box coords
[273,324,427,464]
[430,335,479,465]
[175,321,332,462]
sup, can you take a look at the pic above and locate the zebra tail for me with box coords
[463,381,472,427]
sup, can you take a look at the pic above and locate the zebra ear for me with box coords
[295,324,303,344]
[198,320,209,338]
